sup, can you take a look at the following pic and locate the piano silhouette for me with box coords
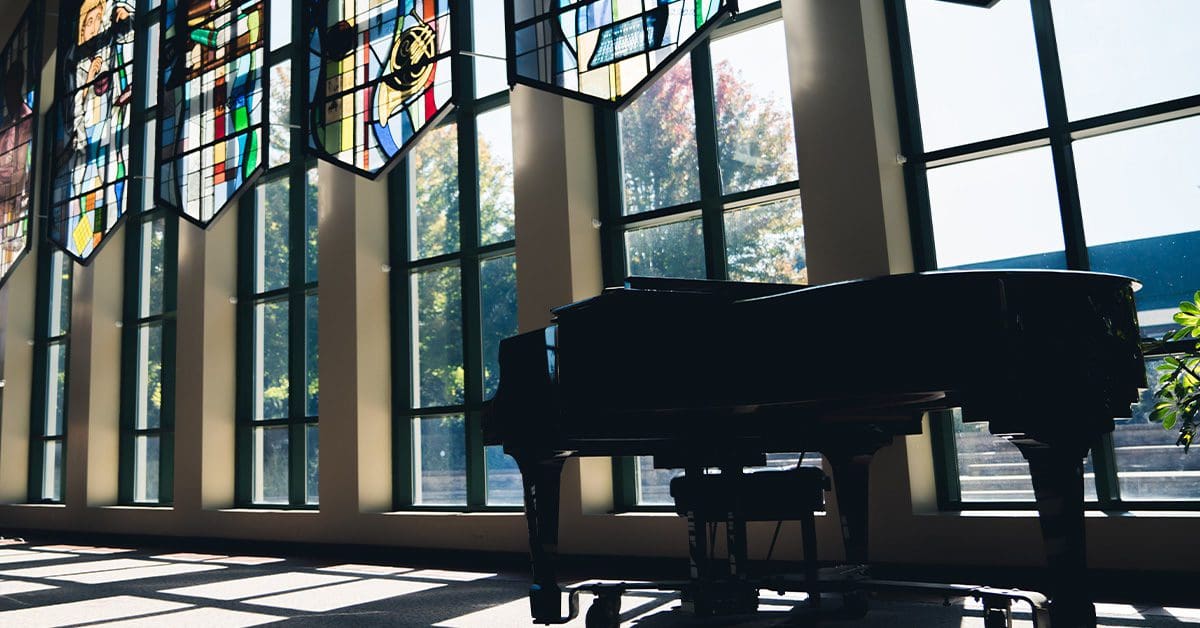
[483,270,1145,627]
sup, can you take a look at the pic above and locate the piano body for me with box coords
[482,270,1145,627]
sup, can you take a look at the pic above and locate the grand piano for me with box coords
[482,270,1145,627]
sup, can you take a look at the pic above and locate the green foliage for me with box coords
[1146,291,1200,452]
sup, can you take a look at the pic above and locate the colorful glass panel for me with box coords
[509,0,735,107]
[305,0,454,177]
[0,7,40,284]
[48,0,136,262]
[159,0,267,225]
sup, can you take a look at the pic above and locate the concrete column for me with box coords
[173,214,238,511]
[0,252,36,503]
[316,162,393,516]
[782,0,913,283]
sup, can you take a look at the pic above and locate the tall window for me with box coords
[118,0,176,505]
[236,0,319,507]
[890,0,1200,507]
[30,247,72,503]
[389,0,519,510]
[595,3,809,507]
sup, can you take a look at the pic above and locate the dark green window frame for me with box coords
[388,0,518,512]
[884,0,1200,511]
[235,0,319,508]
[118,0,176,506]
[28,242,71,504]
[594,1,800,511]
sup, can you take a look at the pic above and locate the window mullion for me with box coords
[689,43,727,281]
[389,166,416,508]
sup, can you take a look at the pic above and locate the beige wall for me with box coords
[0,0,1196,576]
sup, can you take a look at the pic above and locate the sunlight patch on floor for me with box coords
[319,563,413,576]
[403,569,497,582]
[243,578,444,612]
[160,572,355,601]
[56,563,225,584]
[0,558,161,579]
[88,607,284,628]
[0,579,57,595]
[0,595,189,628]
[0,550,72,565]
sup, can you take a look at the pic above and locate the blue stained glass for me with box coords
[0,6,40,282]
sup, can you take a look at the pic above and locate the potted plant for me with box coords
[1144,292,1200,452]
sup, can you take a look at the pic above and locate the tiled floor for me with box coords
[0,538,1195,627]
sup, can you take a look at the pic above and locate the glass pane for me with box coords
[45,342,68,437]
[928,148,1066,269]
[306,424,319,505]
[625,218,705,279]
[136,323,163,430]
[906,0,1047,150]
[49,252,72,337]
[636,457,682,506]
[269,61,292,169]
[254,426,290,504]
[42,441,62,502]
[140,219,165,317]
[134,434,160,503]
[620,59,700,214]
[254,300,289,421]
[1075,116,1200,335]
[305,167,318,284]
[270,0,292,51]
[477,106,514,246]
[143,119,157,213]
[1053,0,1200,121]
[414,415,466,506]
[256,178,290,293]
[472,0,507,98]
[724,197,806,284]
[952,410,1099,503]
[411,265,463,408]
[710,21,799,194]
[305,295,318,418]
[485,445,522,506]
[145,21,160,108]
[410,124,460,260]
[1118,358,1200,501]
[480,255,517,401]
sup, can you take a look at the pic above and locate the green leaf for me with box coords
[1194,290,1200,304]
[1163,412,1178,431]
[1182,301,1200,315]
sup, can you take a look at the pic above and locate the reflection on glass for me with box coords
[1053,0,1200,121]
[134,435,160,503]
[254,300,289,420]
[140,219,165,317]
[620,59,699,214]
[1075,116,1200,332]
[143,120,157,212]
[906,0,1046,150]
[485,445,522,506]
[257,178,291,292]
[952,410,1098,503]
[270,0,292,51]
[269,61,292,169]
[306,168,318,283]
[43,441,62,502]
[146,22,160,108]
[410,124,460,260]
[472,0,507,98]
[305,295,318,418]
[1118,359,1200,501]
[411,265,463,408]
[625,218,705,279]
[928,148,1065,269]
[724,197,806,284]
[415,415,466,506]
[254,426,289,504]
[137,323,163,430]
[480,255,517,400]
[50,252,71,337]
[477,107,514,246]
[306,424,319,505]
[46,342,67,437]
[710,21,798,194]
[637,458,682,506]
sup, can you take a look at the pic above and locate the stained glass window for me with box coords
[48,0,137,262]
[0,6,40,284]
[159,0,267,225]
[509,0,735,107]
[306,0,454,177]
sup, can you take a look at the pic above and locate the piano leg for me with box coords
[825,450,874,618]
[517,455,576,624]
[1014,440,1097,628]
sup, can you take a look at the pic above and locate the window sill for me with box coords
[102,505,173,511]
[932,509,1200,519]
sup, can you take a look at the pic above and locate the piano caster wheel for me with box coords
[842,591,869,619]
[585,594,621,628]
